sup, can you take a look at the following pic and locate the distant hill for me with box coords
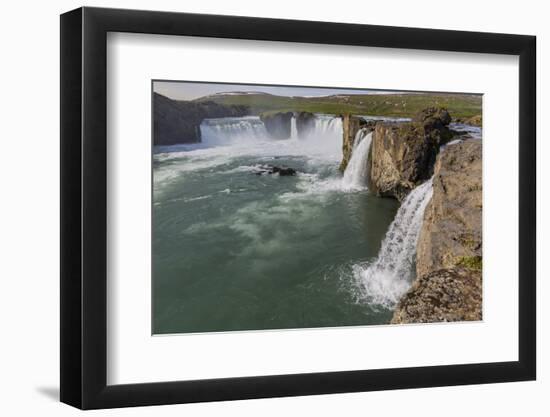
[194,91,482,119]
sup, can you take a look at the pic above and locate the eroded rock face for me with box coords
[153,93,249,145]
[369,108,453,201]
[391,139,482,324]
[390,268,482,324]
[416,139,482,277]
[413,107,452,128]
[260,111,293,139]
[339,115,374,172]
[369,123,435,201]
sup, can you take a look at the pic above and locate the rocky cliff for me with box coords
[416,139,482,277]
[391,139,482,324]
[369,108,453,201]
[153,93,249,145]
[259,111,294,139]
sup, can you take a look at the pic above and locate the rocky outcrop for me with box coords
[260,111,294,139]
[416,139,482,277]
[390,268,482,323]
[153,93,248,145]
[392,139,482,324]
[339,115,375,172]
[369,107,453,201]
[295,111,316,137]
[413,107,452,128]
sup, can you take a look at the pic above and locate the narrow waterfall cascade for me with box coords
[352,178,434,308]
[200,116,268,145]
[342,131,373,190]
[290,116,298,139]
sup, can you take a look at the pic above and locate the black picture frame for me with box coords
[60,6,536,410]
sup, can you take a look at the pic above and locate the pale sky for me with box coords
[153,80,402,101]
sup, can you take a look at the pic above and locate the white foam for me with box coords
[154,115,345,192]
[352,178,434,308]
[200,116,268,145]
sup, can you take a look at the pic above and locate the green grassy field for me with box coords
[194,92,482,118]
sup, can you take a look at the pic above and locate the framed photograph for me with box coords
[60,6,536,409]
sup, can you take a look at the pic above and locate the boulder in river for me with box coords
[254,164,297,176]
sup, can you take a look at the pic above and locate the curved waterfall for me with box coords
[200,114,343,149]
[200,117,268,145]
[352,178,434,307]
[342,130,373,190]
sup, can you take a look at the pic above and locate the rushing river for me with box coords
[153,115,401,334]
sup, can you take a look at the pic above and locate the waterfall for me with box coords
[295,115,343,140]
[200,117,268,145]
[313,115,343,138]
[201,114,343,145]
[198,114,344,160]
[353,178,434,308]
[342,130,372,190]
[290,116,298,139]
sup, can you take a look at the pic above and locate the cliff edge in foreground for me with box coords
[391,267,482,323]
[392,139,482,323]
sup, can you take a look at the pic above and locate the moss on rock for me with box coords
[456,256,483,271]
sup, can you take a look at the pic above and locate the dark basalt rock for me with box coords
[413,106,452,128]
[153,93,249,145]
[254,164,297,176]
